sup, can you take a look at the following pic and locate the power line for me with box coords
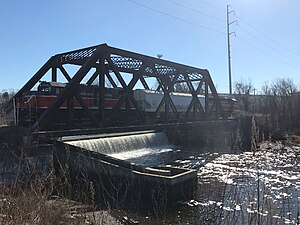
[126,0,225,35]
[234,14,300,59]
[235,35,300,70]
[126,0,300,71]
[166,0,225,23]
[236,24,300,65]
[198,0,225,12]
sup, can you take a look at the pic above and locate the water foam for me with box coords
[65,132,169,156]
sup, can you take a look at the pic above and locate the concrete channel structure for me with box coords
[54,131,198,213]
[0,120,238,214]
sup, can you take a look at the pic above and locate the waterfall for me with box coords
[65,132,169,156]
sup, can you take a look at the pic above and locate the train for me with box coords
[17,81,237,126]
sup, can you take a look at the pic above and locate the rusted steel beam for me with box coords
[105,73,118,88]
[140,76,150,90]
[3,56,55,114]
[184,72,205,118]
[204,70,225,119]
[205,81,209,117]
[13,57,55,99]
[108,45,208,75]
[164,91,170,123]
[155,94,165,115]
[130,95,145,121]
[67,97,74,127]
[99,58,105,127]
[106,56,127,89]
[111,94,126,122]
[33,45,108,129]
[169,97,179,115]
[87,69,99,86]
[55,44,103,65]
[52,67,57,82]
[58,65,72,81]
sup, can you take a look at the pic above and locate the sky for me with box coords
[1,0,300,94]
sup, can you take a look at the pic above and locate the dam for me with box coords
[0,120,239,216]
[53,130,200,214]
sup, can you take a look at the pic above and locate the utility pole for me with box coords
[227,5,237,95]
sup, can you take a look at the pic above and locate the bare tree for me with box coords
[271,78,297,130]
[261,78,298,131]
[174,82,190,93]
[0,89,15,106]
[234,78,254,112]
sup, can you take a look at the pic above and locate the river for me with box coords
[109,141,300,225]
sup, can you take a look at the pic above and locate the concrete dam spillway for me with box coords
[55,131,198,213]
[64,131,170,158]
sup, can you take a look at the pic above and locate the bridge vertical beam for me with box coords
[205,81,209,118]
[67,97,74,127]
[52,67,57,82]
[98,58,106,127]
[164,90,170,123]
[125,91,131,125]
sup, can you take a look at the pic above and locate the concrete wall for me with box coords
[165,120,238,153]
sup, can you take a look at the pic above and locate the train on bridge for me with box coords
[17,81,237,127]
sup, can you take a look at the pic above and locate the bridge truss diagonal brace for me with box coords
[203,70,226,119]
[150,66,179,120]
[33,45,109,130]
[3,57,56,114]
[182,72,205,119]
[109,58,149,122]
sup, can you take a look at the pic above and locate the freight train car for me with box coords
[17,81,237,127]
[134,89,205,112]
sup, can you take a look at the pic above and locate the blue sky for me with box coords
[1,0,299,93]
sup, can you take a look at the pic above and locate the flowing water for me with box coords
[65,132,218,168]
[66,132,300,225]
[65,132,169,155]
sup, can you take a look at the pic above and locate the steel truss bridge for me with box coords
[3,43,226,131]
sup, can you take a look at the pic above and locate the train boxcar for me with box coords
[134,89,205,112]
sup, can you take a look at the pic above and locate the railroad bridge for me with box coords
[0,44,240,213]
[2,43,227,131]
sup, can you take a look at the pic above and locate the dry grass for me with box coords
[0,179,121,225]
[0,150,121,225]
[0,116,7,127]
